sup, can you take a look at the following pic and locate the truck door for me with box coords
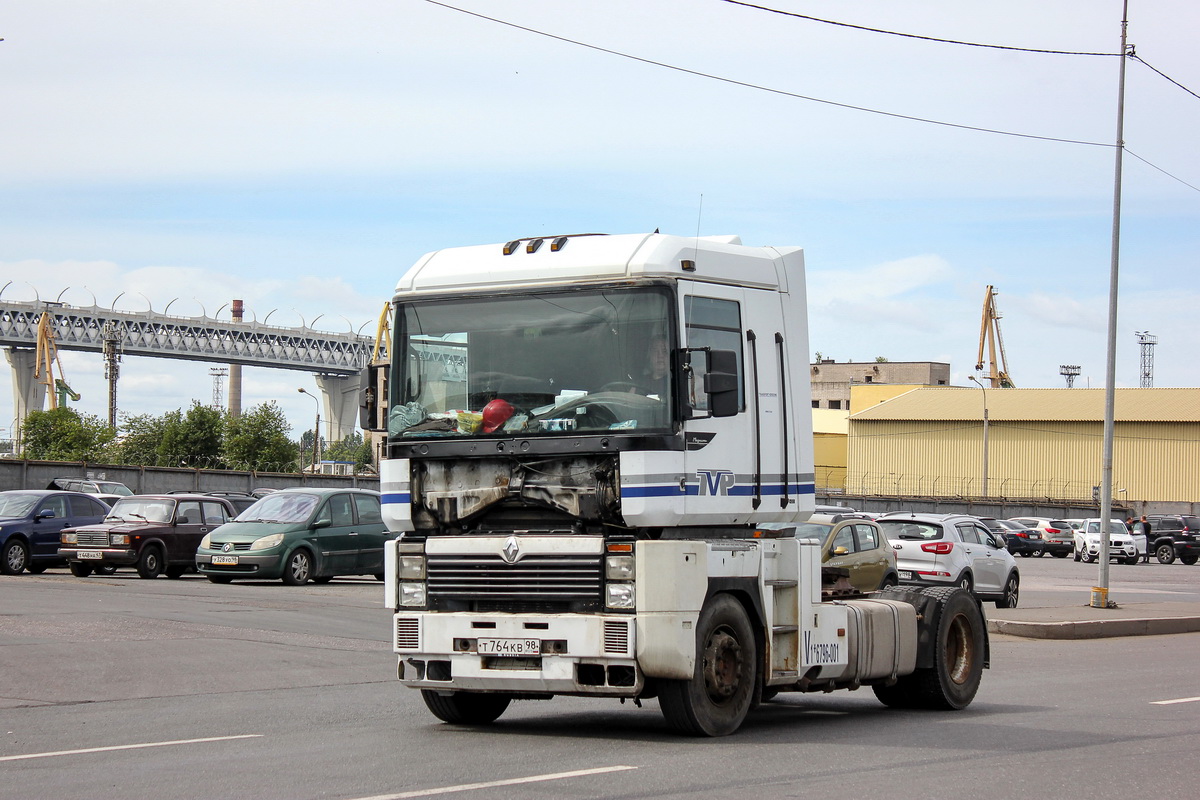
[679,284,796,525]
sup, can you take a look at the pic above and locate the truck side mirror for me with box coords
[704,349,740,418]
[359,363,387,432]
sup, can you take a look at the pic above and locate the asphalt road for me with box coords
[3,562,1199,800]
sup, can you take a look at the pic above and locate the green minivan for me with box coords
[196,488,392,585]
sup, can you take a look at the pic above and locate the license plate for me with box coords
[211,555,239,565]
[1030,533,1042,539]
[477,638,540,656]
[898,570,913,580]
[78,550,103,560]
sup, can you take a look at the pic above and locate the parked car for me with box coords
[793,513,899,592]
[46,477,134,506]
[1006,517,1075,558]
[195,488,392,585]
[164,490,258,514]
[0,490,111,574]
[1073,519,1139,564]
[978,517,1044,558]
[60,493,239,578]
[1144,515,1200,565]
[876,512,1019,608]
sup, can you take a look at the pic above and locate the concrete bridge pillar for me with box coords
[314,373,361,443]
[5,347,47,445]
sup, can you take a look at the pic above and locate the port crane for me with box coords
[976,285,1015,388]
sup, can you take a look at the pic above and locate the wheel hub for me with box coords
[702,629,743,700]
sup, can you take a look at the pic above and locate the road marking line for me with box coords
[351,765,639,800]
[0,734,263,762]
[1152,696,1200,705]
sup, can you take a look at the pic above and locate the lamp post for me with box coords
[298,388,321,472]
[968,376,989,497]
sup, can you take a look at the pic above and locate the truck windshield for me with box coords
[390,287,674,438]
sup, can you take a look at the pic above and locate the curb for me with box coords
[988,616,1200,640]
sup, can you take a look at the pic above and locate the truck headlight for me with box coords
[606,582,635,609]
[399,582,427,608]
[110,533,129,546]
[250,533,285,551]
[61,532,77,545]
[605,555,635,580]
[399,555,426,580]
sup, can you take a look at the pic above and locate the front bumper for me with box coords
[1082,543,1138,559]
[59,547,137,566]
[393,611,641,697]
[196,551,284,578]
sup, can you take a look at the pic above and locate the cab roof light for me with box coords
[526,238,544,254]
[550,236,569,251]
[680,259,696,272]
[503,240,522,255]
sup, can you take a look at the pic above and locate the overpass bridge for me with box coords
[1,298,377,443]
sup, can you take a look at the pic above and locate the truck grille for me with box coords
[426,554,603,612]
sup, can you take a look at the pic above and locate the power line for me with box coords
[1130,54,1200,101]
[718,0,1118,57]
[422,1,1111,148]
[1126,149,1200,192]
[721,1,1200,103]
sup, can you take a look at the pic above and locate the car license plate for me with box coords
[78,550,103,560]
[898,570,913,580]
[1030,533,1042,539]
[476,638,540,656]
[211,555,239,565]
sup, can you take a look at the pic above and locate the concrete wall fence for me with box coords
[1,459,379,495]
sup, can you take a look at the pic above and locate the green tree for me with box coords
[21,407,116,461]
[323,432,376,472]
[223,401,298,472]
[111,411,173,466]
[160,402,225,468]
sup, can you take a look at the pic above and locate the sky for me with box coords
[2,0,1198,442]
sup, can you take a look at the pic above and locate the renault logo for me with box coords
[222,542,233,553]
[501,535,521,564]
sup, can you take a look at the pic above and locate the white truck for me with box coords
[361,232,988,736]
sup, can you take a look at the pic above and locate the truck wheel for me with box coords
[137,547,163,579]
[658,594,757,737]
[873,587,986,711]
[2,539,29,575]
[421,690,511,725]
[69,562,93,577]
[1156,545,1176,565]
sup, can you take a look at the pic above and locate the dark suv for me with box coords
[1145,515,1200,565]
[60,494,238,578]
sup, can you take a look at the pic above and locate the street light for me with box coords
[298,388,321,472]
[967,376,989,497]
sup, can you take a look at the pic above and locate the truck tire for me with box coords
[1156,544,1176,565]
[658,593,757,737]
[872,587,986,711]
[1181,555,1198,566]
[421,690,511,725]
